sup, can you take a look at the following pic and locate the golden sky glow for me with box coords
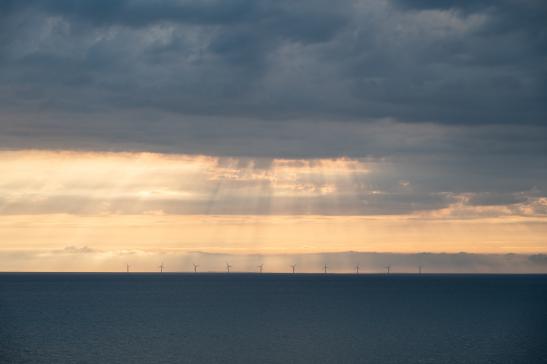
[0,150,546,271]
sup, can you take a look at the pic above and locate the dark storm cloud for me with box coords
[0,0,545,125]
[3,0,345,36]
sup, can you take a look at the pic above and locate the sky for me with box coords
[0,0,546,272]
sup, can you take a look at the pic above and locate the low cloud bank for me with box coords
[1,248,546,273]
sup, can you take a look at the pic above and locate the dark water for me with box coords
[1,274,546,364]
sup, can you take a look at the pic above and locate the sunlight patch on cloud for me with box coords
[0,151,372,214]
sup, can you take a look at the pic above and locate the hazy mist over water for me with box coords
[1,273,546,364]
[4,250,547,273]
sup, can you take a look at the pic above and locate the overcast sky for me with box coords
[0,1,546,268]
[1,1,545,146]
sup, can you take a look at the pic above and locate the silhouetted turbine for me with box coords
[193,263,199,273]
[355,264,360,274]
[257,264,263,273]
[385,265,391,274]
[126,263,130,273]
[290,264,296,274]
[226,263,232,273]
[323,264,328,274]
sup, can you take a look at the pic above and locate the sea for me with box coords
[1,273,546,364]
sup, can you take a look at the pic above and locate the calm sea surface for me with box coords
[1,273,546,364]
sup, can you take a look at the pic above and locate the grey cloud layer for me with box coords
[1,0,545,125]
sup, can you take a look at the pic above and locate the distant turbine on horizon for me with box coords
[226,262,232,273]
[159,262,165,273]
[323,264,328,274]
[193,263,199,273]
[355,264,360,274]
[385,265,391,274]
[290,264,296,274]
[258,264,263,273]
[126,263,130,273]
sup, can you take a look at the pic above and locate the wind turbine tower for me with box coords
[258,264,263,273]
[126,263,130,273]
[290,264,296,274]
[323,264,328,274]
[385,265,391,274]
[193,263,199,273]
[226,263,232,273]
[355,264,360,274]
[159,262,165,273]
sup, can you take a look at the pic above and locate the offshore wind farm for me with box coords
[126,262,404,274]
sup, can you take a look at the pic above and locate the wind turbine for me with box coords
[126,263,130,273]
[159,262,165,273]
[257,264,264,273]
[323,264,328,274]
[226,262,232,273]
[385,265,391,274]
[193,263,199,273]
[290,264,296,274]
[355,264,360,274]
